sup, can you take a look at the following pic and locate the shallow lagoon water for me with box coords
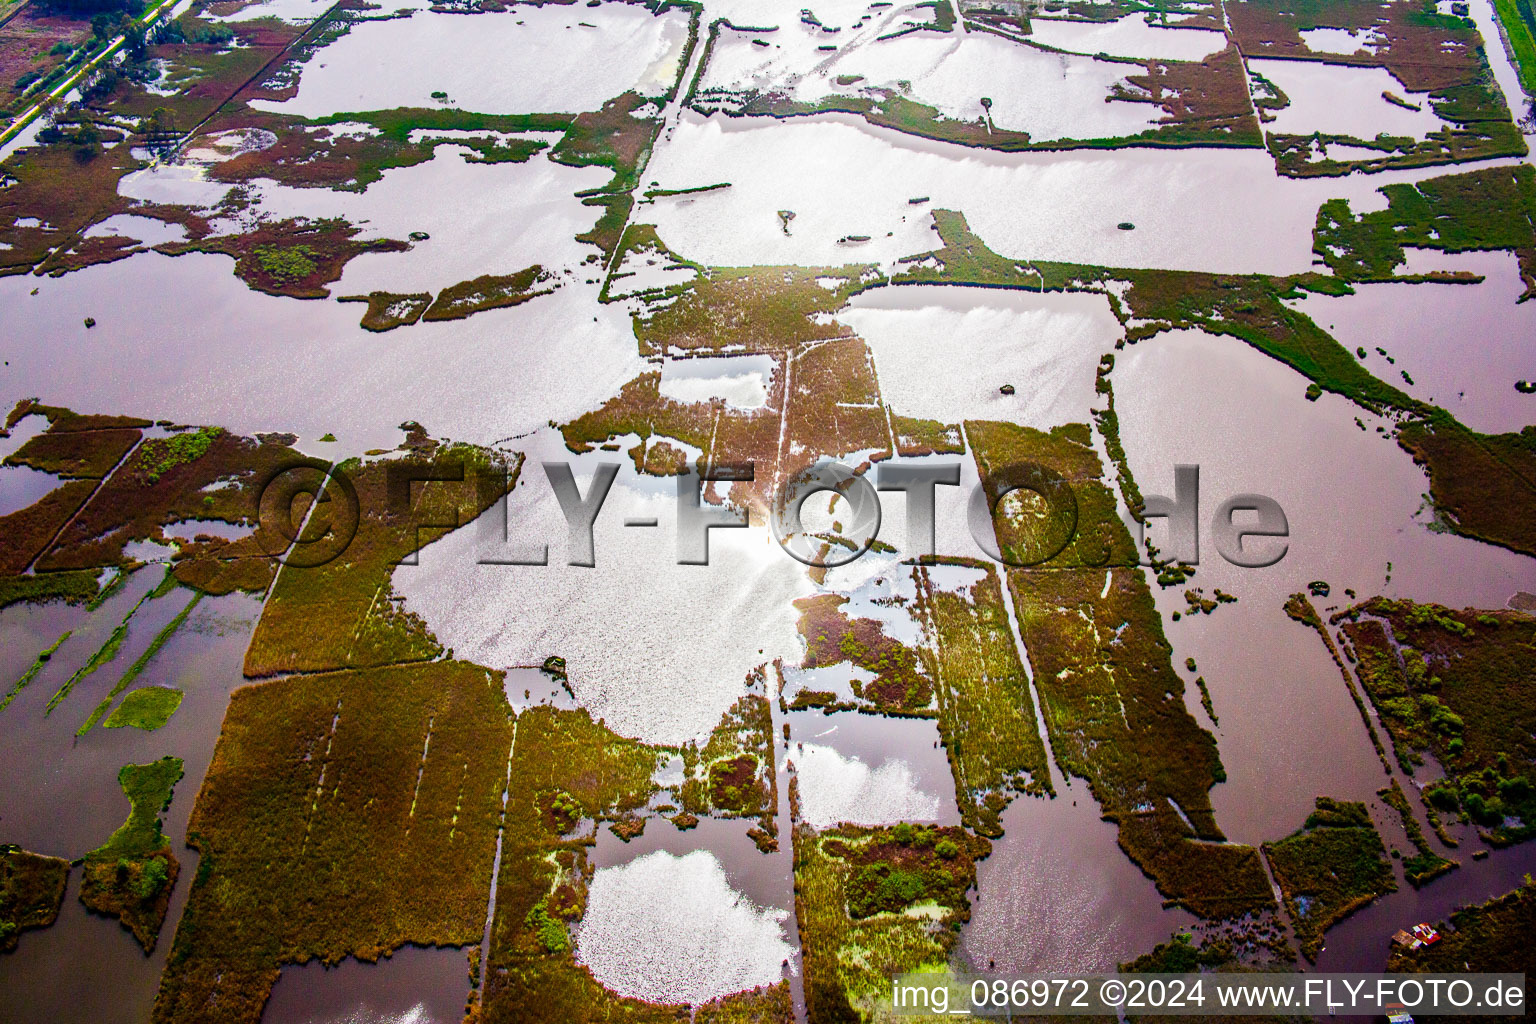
[791,741,945,827]
[0,462,62,516]
[1251,58,1450,141]
[0,249,646,458]
[254,4,691,118]
[658,352,777,409]
[1289,249,1536,435]
[27,145,644,453]
[641,112,1523,274]
[958,779,1199,973]
[252,145,611,295]
[839,285,1116,428]
[1114,327,1536,844]
[395,428,815,746]
[1026,15,1228,61]
[0,588,262,1024]
[1,0,1535,1009]
[590,814,789,912]
[210,0,336,23]
[1297,26,1385,56]
[576,849,791,1005]
[1318,837,1536,970]
[704,24,1162,143]
[262,945,469,1024]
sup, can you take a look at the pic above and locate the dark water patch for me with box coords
[261,944,471,1024]
[1316,839,1536,970]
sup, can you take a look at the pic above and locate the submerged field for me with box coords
[1,0,1535,1019]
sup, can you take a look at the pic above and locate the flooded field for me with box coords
[254,4,691,118]
[2,0,1536,1017]
[641,112,1525,273]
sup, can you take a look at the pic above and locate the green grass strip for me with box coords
[77,590,201,736]
[1493,0,1536,97]
[45,580,161,716]
[0,630,71,714]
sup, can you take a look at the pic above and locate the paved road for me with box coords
[0,0,182,150]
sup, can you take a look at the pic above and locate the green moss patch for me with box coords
[104,685,185,731]
[1120,931,1237,973]
[559,361,787,519]
[80,756,185,952]
[893,208,1061,289]
[1262,797,1397,961]
[563,370,716,464]
[795,823,987,1022]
